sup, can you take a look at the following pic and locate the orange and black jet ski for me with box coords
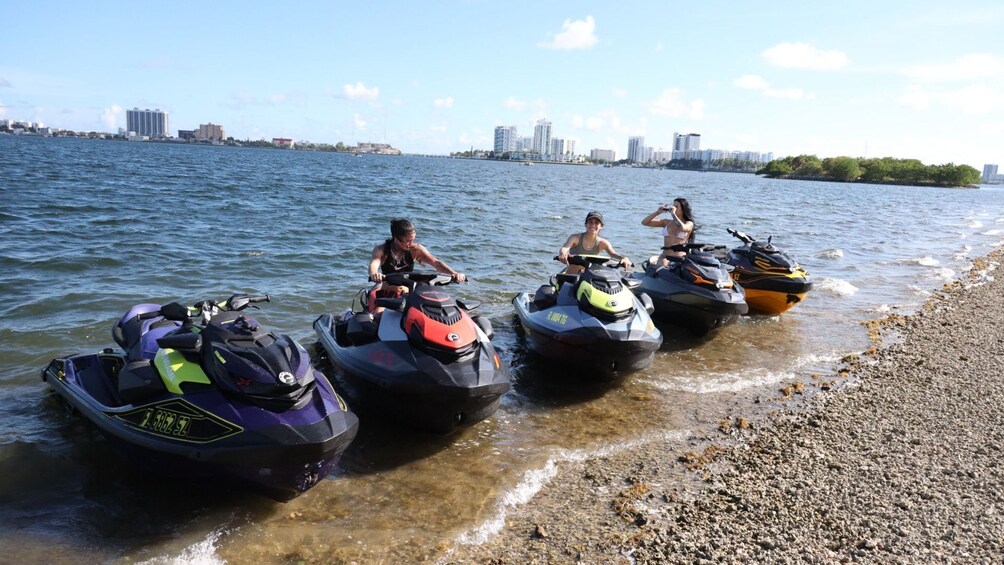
[719,228,812,315]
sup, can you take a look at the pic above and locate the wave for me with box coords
[968,220,984,229]
[454,429,691,546]
[640,352,845,394]
[906,256,939,266]
[981,229,1004,236]
[954,245,973,260]
[137,527,227,565]
[816,248,843,259]
[815,277,858,296]
[928,267,956,280]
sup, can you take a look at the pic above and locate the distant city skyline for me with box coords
[2,2,1003,166]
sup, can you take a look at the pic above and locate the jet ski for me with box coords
[41,294,359,502]
[512,255,662,379]
[717,228,813,315]
[631,244,748,336]
[313,271,509,434]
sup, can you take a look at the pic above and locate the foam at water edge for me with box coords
[964,260,998,289]
[876,304,891,313]
[453,430,691,547]
[909,256,939,267]
[137,527,226,565]
[982,229,1004,236]
[817,248,843,259]
[641,352,846,394]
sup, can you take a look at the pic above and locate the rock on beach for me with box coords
[446,251,1004,563]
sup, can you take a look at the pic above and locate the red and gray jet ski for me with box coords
[313,271,509,433]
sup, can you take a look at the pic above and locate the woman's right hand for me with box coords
[369,272,384,283]
[557,248,570,264]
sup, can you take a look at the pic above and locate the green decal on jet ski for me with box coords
[155,348,211,394]
[546,312,569,325]
[115,398,243,443]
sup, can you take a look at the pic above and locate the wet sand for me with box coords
[445,250,1004,563]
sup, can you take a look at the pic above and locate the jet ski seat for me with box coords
[346,313,379,345]
[532,284,557,309]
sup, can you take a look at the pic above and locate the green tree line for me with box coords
[757,155,981,187]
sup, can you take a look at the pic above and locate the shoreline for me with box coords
[445,249,1004,563]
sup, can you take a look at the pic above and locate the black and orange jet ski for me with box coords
[631,244,748,336]
[717,228,813,315]
[313,271,509,433]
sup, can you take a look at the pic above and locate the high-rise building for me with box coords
[590,149,616,162]
[983,164,999,182]
[627,136,645,162]
[550,138,565,157]
[197,123,226,141]
[494,125,518,154]
[672,132,701,160]
[533,119,552,156]
[126,108,170,138]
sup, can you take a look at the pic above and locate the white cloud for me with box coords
[655,42,664,52]
[353,113,366,128]
[344,82,379,101]
[899,83,1004,114]
[611,87,628,98]
[101,104,123,129]
[734,74,769,90]
[762,42,849,70]
[0,78,11,88]
[902,53,1004,82]
[392,98,403,106]
[503,96,527,111]
[733,74,807,99]
[430,124,448,132]
[648,88,705,119]
[538,15,598,50]
[267,94,288,105]
[434,97,454,109]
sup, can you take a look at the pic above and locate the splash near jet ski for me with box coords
[41,294,359,502]
[513,255,662,379]
[313,271,509,434]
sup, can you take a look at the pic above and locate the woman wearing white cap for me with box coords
[557,211,633,274]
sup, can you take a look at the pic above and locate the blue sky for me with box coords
[3,2,1004,167]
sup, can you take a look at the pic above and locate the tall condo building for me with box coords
[494,125,518,154]
[591,149,616,162]
[197,123,226,141]
[126,108,170,138]
[983,164,999,182]
[627,136,645,162]
[533,119,552,156]
[672,132,701,159]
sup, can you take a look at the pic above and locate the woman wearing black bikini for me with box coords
[641,197,695,265]
[557,211,633,274]
[367,218,466,313]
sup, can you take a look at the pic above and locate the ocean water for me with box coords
[2,136,1003,562]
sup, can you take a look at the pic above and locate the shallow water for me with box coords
[2,136,1003,562]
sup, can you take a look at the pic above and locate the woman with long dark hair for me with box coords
[641,197,695,265]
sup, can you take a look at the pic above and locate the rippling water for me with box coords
[2,136,1003,562]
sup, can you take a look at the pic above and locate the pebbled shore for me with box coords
[446,250,1004,564]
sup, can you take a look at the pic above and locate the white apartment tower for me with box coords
[672,132,701,160]
[627,136,645,162]
[126,108,170,138]
[494,125,518,154]
[533,119,552,156]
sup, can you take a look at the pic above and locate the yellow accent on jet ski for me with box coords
[576,282,634,314]
[155,348,211,394]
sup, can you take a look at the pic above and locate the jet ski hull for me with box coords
[512,292,662,380]
[314,312,509,433]
[42,352,359,502]
[733,275,813,315]
[632,269,748,336]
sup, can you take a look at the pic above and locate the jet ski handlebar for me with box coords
[664,243,712,253]
[384,270,456,288]
[555,254,623,268]
[727,228,755,245]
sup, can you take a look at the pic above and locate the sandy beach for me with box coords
[446,250,1004,563]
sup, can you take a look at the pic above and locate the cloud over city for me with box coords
[344,82,380,101]
[538,16,598,50]
[733,74,808,100]
[762,42,849,70]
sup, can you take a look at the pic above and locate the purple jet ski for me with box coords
[42,294,358,502]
